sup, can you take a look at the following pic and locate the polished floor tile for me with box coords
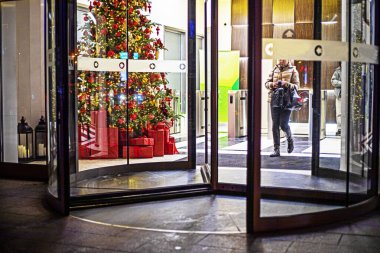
[2,179,380,253]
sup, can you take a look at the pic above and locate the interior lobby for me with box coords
[1,0,380,249]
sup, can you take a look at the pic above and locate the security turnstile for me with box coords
[170,96,181,134]
[228,90,248,138]
[196,90,210,137]
[308,91,327,140]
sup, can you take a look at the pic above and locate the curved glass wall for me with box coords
[68,0,208,196]
[255,0,378,219]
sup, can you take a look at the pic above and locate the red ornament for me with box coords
[107,50,115,58]
[128,7,134,15]
[118,118,125,125]
[156,26,160,36]
[88,76,95,84]
[113,24,119,29]
[100,28,108,35]
[116,31,121,37]
[84,15,89,21]
[130,113,137,121]
[128,101,136,109]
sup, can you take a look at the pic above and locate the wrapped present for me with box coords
[129,137,154,146]
[78,142,91,158]
[104,127,119,159]
[148,129,165,157]
[78,110,119,159]
[164,136,179,155]
[156,122,167,130]
[123,146,153,158]
[78,124,94,159]
[165,128,171,143]
[119,129,127,146]
[164,142,175,155]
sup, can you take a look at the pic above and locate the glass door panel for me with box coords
[258,0,352,218]
[251,0,379,225]
[348,0,378,201]
[217,0,248,186]
[71,0,204,196]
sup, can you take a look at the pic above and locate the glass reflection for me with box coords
[71,0,204,196]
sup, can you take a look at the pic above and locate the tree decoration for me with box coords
[77,0,180,137]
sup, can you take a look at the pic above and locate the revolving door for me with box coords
[45,0,380,233]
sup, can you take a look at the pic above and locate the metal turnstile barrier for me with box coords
[228,90,248,138]
[170,96,181,134]
[308,90,327,140]
[196,90,210,137]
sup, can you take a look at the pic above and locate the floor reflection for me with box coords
[71,195,342,232]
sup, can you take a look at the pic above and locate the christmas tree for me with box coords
[77,0,180,137]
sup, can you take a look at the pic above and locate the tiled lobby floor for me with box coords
[1,179,380,252]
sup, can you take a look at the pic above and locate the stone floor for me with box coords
[1,179,380,252]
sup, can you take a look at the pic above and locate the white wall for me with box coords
[2,2,18,162]
[1,0,45,162]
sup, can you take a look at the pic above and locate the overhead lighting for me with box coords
[322,21,338,24]
[322,14,338,25]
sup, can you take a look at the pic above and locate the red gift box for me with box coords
[78,143,91,158]
[165,143,176,155]
[103,127,119,159]
[148,129,165,157]
[129,137,154,146]
[156,122,167,130]
[163,129,170,144]
[123,146,153,158]
[164,136,179,155]
[156,121,172,130]
[78,109,119,159]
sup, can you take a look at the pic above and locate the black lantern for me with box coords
[35,116,47,160]
[17,116,33,162]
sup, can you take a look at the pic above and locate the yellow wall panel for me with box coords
[273,0,294,24]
